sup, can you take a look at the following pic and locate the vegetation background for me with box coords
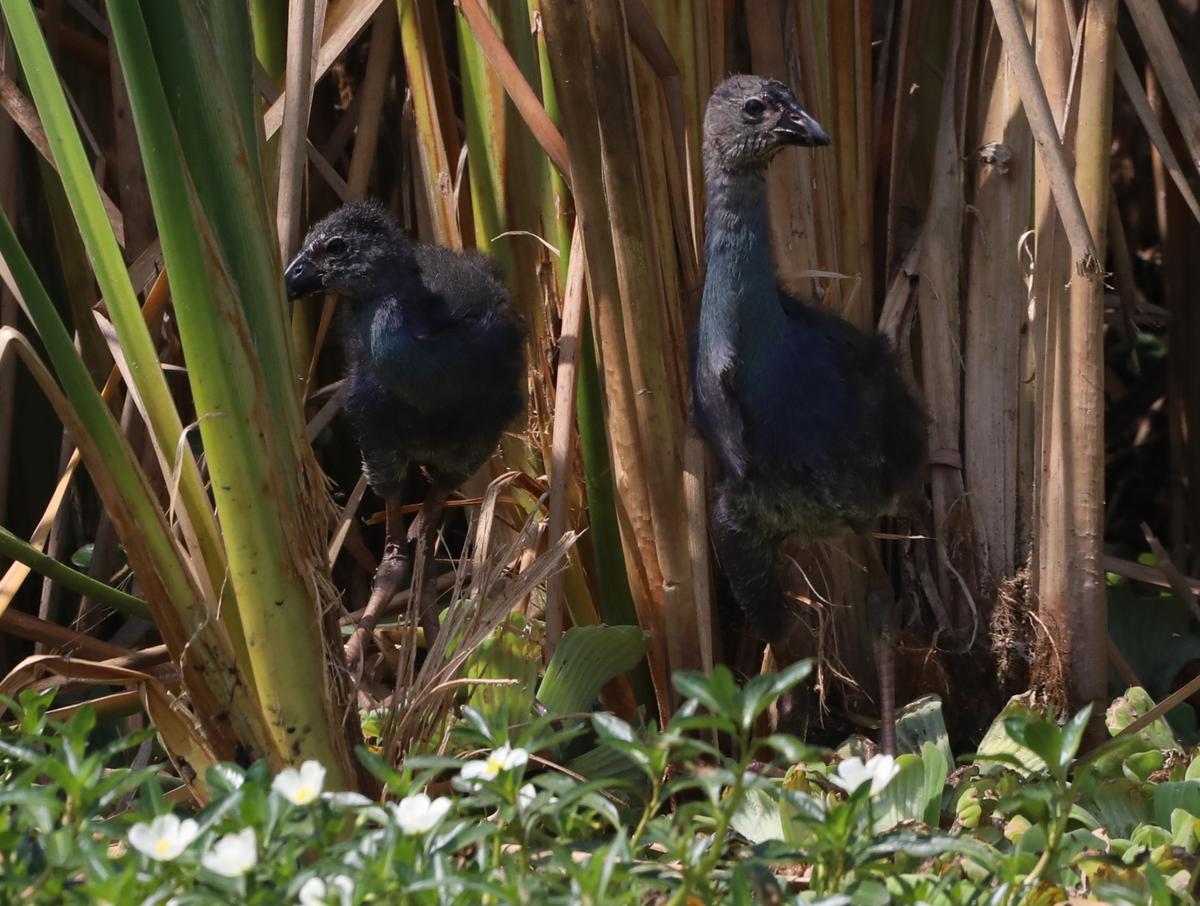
[0,0,1198,795]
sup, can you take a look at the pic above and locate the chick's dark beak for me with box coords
[774,105,831,147]
[284,251,323,299]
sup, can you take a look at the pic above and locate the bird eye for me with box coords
[742,98,766,117]
[325,237,348,255]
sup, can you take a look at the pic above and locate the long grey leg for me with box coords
[407,485,449,646]
[863,540,897,756]
[345,495,413,670]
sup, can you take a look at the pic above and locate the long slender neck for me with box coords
[700,157,784,354]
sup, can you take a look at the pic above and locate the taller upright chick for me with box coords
[694,76,927,643]
[285,202,526,648]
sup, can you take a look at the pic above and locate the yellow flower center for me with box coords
[296,785,315,802]
[485,754,504,774]
[155,839,171,856]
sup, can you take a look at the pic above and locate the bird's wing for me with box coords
[413,244,508,325]
[693,341,749,481]
[402,301,482,340]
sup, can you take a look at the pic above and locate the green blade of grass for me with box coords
[142,0,309,477]
[0,524,149,620]
[0,0,229,615]
[0,213,253,760]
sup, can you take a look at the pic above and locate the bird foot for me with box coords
[344,548,412,670]
[372,550,411,594]
[403,490,447,647]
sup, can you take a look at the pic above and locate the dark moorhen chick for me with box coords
[693,76,927,750]
[285,201,526,660]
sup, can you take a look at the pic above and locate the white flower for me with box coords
[201,827,257,877]
[273,760,327,805]
[127,814,200,861]
[518,783,537,809]
[298,875,354,906]
[390,793,452,835]
[457,744,529,788]
[829,754,899,797]
[518,782,557,812]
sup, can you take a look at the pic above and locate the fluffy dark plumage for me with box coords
[693,76,927,642]
[285,201,526,501]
